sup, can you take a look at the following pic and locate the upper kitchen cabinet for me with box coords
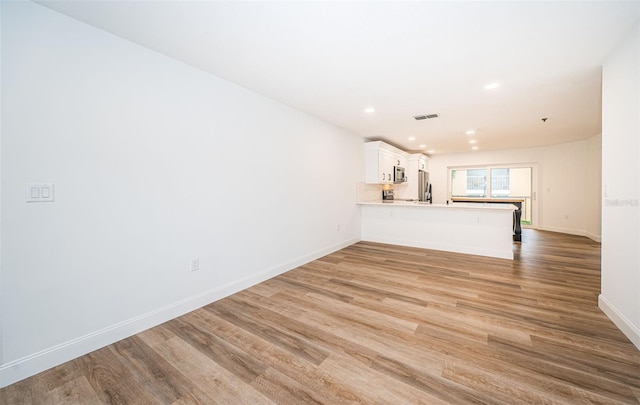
[417,154,428,171]
[364,141,408,184]
[378,148,395,183]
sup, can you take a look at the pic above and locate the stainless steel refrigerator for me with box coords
[418,170,432,202]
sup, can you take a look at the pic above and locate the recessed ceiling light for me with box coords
[419,144,427,148]
[408,137,416,141]
[485,82,500,90]
[465,130,475,135]
[472,146,479,150]
[427,150,435,154]
[364,107,375,113]
[469,139,477,144]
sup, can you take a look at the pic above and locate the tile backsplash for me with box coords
[356,182,382,202]
[356,182,406,202]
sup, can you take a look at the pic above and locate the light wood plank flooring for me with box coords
[2,230,639,404]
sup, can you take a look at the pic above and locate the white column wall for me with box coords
[600,22,640,349]
[0,2,362,386]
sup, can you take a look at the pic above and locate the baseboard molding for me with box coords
[598,294,640,350]
[537,225,601,242]
[0,237,360,389]
[584,231,602,242]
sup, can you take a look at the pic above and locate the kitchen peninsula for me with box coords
[451,197,524,242]
[359,201,517,260]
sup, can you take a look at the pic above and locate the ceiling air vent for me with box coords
[414,113,439,120]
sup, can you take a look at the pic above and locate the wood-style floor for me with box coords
[2,230,639,404]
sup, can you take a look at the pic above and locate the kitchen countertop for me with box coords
[357,200,518,210]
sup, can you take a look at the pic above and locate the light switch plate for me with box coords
[26,183,55,202]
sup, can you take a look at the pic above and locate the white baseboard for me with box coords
[598,294,640,350]
[537,225,601,242]
[0,237,360,389]
[584,231,602,242]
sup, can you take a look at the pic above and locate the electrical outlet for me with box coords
[190,258,200,272]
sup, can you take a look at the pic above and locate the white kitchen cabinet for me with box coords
[378,148,395,183]
[364,141,408,184]
[418,155,428,171]
[394,154,408,171]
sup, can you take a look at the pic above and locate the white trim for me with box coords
[598,294,640,350]
[0,237,359,388]
[537,225,602,242]
[584,231,602,243]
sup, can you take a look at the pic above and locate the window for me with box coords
[451,168,487,197]
[466,169,487,196]
[490,168,510,197]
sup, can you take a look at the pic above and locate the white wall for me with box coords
[427,137,602,240]
[0,1,362,387]
[600,23,640,350]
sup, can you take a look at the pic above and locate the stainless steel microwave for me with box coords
[393,166,407,183]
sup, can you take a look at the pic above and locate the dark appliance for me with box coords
[382,189,394,203]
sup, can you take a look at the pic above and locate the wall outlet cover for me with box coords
[190,258,200,272]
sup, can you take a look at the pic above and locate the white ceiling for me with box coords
[38,1,640,155]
